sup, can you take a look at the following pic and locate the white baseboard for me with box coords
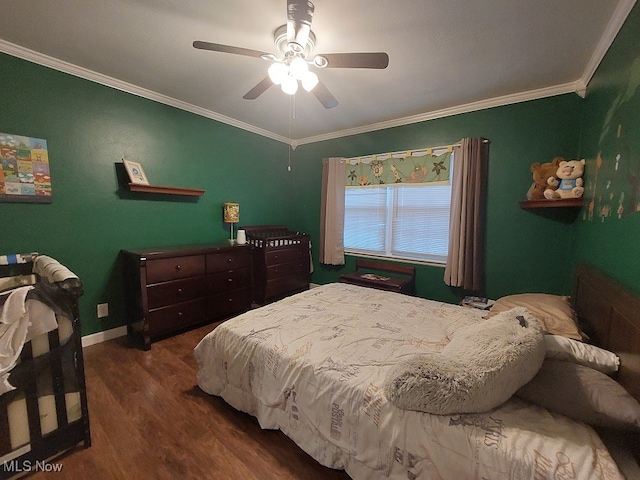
[81,325,127,348]
[310,283,321,288]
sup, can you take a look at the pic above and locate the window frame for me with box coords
[343,157,453,266]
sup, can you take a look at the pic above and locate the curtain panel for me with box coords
[320,158,346,265]
[345,152,451,187]
[444,137,489,292]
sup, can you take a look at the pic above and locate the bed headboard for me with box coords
[573,263,640,402]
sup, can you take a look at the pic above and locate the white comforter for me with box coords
[195,283,623,480]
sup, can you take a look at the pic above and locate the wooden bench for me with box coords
[339,259,416,295]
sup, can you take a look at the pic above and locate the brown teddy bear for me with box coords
[527,157,561,200]
[544,159,585,199]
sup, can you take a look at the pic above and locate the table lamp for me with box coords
[223,202,240,244]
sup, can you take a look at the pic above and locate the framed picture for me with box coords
[1,132,53,203]
[123,158,149,185]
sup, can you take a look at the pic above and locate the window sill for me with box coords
[344,251,446,268]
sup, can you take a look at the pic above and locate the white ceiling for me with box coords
[0,0,636,145]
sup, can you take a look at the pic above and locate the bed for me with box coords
[194,263,640,479]
[0,254,91,479]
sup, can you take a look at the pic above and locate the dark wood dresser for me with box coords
[121,243,251,349]
[242,225,311,305]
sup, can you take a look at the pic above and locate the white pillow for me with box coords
[517,360,640,430]
[544,335,619,374]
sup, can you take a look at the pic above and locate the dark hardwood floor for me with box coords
[30,322,351,480]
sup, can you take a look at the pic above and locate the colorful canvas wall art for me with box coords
[0,132,52,203]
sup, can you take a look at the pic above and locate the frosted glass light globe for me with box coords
[268,63,288,85]
[301,71,319,92]
[281,75,299,95]
[289,56,309,80]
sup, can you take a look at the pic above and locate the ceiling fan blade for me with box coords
[312,79,338,109]
[286,0,314,52]
[193,41,269,59]
[243,76,274,100]
[318,52,389,69]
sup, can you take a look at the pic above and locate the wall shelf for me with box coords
[127,183,205,196]
[519,198,583,209]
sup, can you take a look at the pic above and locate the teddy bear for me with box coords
[527,157,561,200]
[544,159,585,199]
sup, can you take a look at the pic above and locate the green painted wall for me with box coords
[5,3,639,338]
[292,94,583,303]
[574,3,640,295]
[0,53,293,335]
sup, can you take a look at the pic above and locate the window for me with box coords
[344,160,452,264]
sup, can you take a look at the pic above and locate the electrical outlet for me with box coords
[97,303,109,318]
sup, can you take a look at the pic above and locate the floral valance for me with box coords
[345,151,451,187]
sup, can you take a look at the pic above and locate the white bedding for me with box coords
[195,283,623,480]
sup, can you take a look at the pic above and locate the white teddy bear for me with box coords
[544,159,585,199]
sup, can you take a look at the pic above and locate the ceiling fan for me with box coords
[193,0,389,109]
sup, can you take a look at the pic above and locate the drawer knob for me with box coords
[228,278,233,282]
[178,311,183,317]
[227,258,232,262]
[176,265,182,270]
[177,288,183,295]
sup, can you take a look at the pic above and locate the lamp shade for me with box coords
[223,202,240,223]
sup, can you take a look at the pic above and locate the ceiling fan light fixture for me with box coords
[301,70,318,91]
[281,75,299,95]
[289,56,309,79]
[193,0,388,108]
[268,62,288,85]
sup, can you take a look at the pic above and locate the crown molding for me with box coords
[1,0,634,152]
[579,0,637,91]
[0,40,290,145]
[295,82,582,146]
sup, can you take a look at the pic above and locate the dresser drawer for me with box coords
[264,246,307,266]
[207,250,250,273]
[146,276,207,310]
[208,288,251,319]
[207,268,250,293]
[147,298,207,338]
[266,261,307,280]
[146,255,205,283]
[264,273,309,300]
